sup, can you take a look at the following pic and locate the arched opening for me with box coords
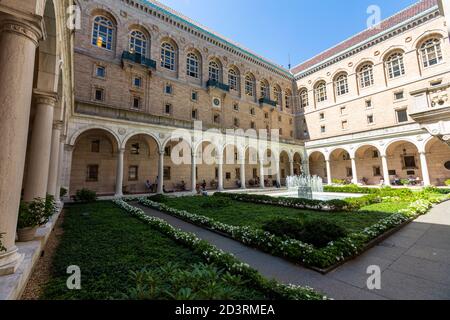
[293,152,303,176]
[196,141,219,190]
[222,144,241,189]
[244,146,260,188]
[279,151,290,186]
[385,141,422,185]
[425,137,450,186]
[354,145,383,185]
[70,129,119,196]
[162,138,192,193]
[123,134,159,194]
[329,148,352,184]
[309,151,326,181]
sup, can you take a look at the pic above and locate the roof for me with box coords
[291,0,439,76]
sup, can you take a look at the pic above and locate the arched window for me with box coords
[358,63,374,88]
[314,81,327,103]
[209,61,221,82]
[129,30,147,56]
[420,38,443,68]
[245,74,255,97]
[386,52,405,79]
[299,89,309,108]
[285,89,292,109]
[334,73,349,96]
[260,80,269,98]
[228,68,239,91]
[161,42,176,70]
[92,16,114,51]
[186,53,199,78]
[273,86,282,106]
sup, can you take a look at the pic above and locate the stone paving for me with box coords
[134,200,450,300]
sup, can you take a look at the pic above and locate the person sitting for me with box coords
[236,179,242,188]
[201,180,207,190]
[145,180,152,192]
[180,180,186,191]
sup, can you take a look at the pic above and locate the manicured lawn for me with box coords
[154,196,396,234]
[41,201,267,300]
[361,201,411,213]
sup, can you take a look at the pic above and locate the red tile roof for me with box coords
[291,0,439,76]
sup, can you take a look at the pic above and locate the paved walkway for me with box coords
[133,201,450,300]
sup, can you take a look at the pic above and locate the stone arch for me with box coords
[385,140,423,183]
[122,131,162,151]
[279,150,291,185]
[353,59,375,74]
[380,46,407,63]
[309,151,327,181]
[70,125,120,147]
[424,137,450,186]
[354,144,383,185]
[329,148,352,183]
[70,128,121,196]
[412,30,446,49]
[34,0,59,93]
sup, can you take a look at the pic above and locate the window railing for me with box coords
[121,51,156,70]
[206,79,230,92]
[259,97,277,107]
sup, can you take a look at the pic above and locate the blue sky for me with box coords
[157,0,418,68]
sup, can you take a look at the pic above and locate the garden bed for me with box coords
[40,201,324,300]
[136,189,449,273]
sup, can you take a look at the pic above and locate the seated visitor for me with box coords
[145,180,152,192]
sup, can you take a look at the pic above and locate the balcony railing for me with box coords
[206,79,230,92]
[121,51,156,70]
[259,97,278,107]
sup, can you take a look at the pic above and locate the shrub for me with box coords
[45,194,57,219]
[262,218,347,248]
[126,263,251,300]
[17,198,48,229]
[300,220,347,248]
[332,179,346,185]
[148,194,170,203]
[445,179,450,187]
[400,179,410,186]
[74,189,97,203]
[60,187,68,198]
[262,218,304,240]
[201,197,231,209]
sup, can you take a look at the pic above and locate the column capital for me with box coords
[53,120,64,131]
[118,148,126,154]
[0,18,43,46]
[33,89,58,106]
[64,144,74,153]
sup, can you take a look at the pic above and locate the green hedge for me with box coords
[115,199,326,300]
[214,192,381,212]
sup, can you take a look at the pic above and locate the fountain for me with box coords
[286,174,324,200]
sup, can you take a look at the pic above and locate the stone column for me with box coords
[157,150,164,194]
[275,160,281,186]
[381,155,391,186]
[419,152,431,186]
[115,149,124,197]
[0,17,42,274]
[351,157,358,185]
[289,159,294,176]
[62,145,74,197]
[326,160,332,185]
[217,152,224,191]
[55,137,66,203]
[191,151,196,192]
[47,121,63,197]
[259,160,265,188]
[23,91,58,202]
[240,155,246,189]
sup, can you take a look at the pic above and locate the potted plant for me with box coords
[17,198,47,242]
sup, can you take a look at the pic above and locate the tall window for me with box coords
[386,52,405,79]
[209,61,220,82]
[314,81,327,103]
[299,89,309,108]
[228,68,238,91]
[335,73,349,96]
[273,86,282,106]
[358,64,374,88]
[92,16,114,51]
[129,30,147,56]
[161,42,175,70]
[260,80,269,98]
[186,53,199,78]
[245,74,255,97]
[420,38,443,68]
[285,89,292,109]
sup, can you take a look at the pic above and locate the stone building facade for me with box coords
[293,0,450,186]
